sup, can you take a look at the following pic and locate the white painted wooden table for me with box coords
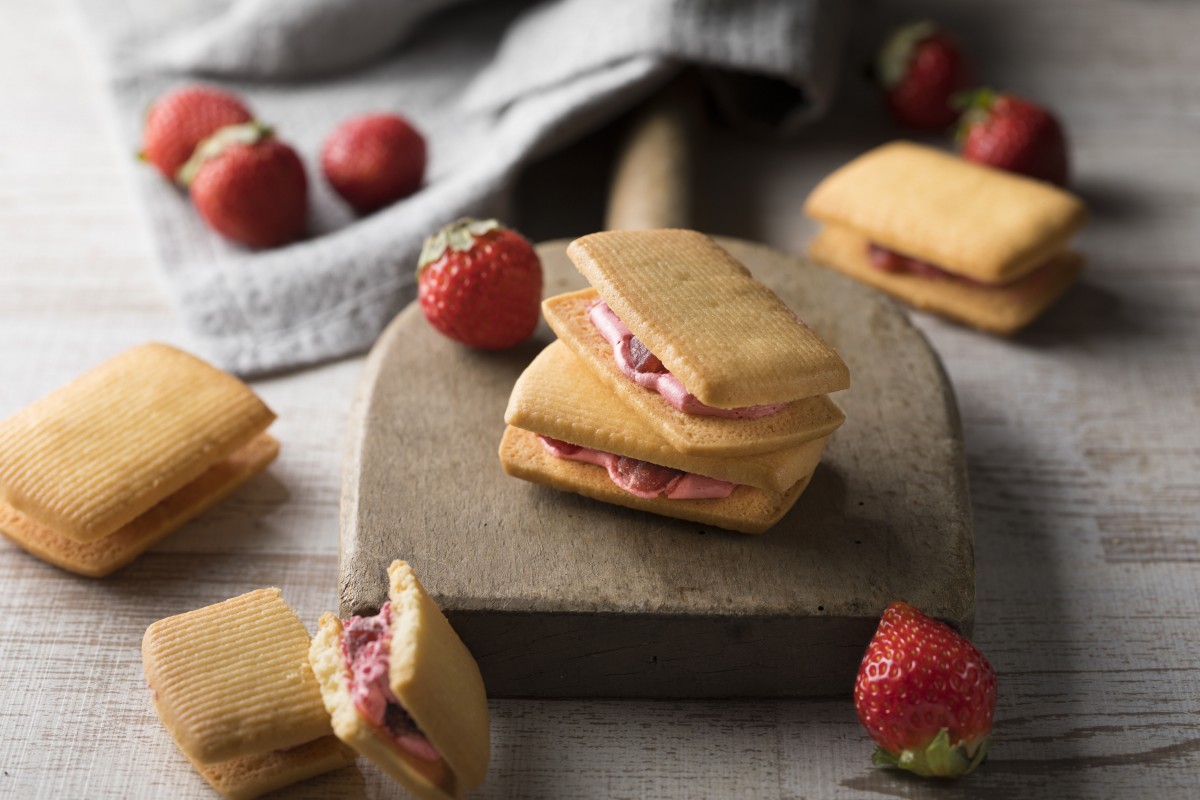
[2,1,1198,798]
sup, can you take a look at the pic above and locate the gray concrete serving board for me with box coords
[339,237,973,698]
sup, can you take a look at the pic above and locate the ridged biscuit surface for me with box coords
[143,588,333,764]
[505,341,827,493]
[803,141,1086,283]
[566,229,849,406]
[500,426,812,535]
[809,225,1084,335]
[0,343,275,542]
[187,734,356,800]
[310,565,490,800]
[388,560,490,794]
[544,289,844,456]
[0,432,278,577]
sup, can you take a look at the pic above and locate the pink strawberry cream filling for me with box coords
[588,301,787,419]
[538,435,735,500]
[341,603,442,763]
[867,243,1053,287]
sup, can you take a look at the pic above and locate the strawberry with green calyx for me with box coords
[180,122,308,249]
[417,219,542,350]
[877,21,974,130]
[139,85,253,183]
[855,601,997,778]
[956,89,1070,186]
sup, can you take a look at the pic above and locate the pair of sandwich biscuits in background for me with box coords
[143,561,489,800]
[804,141,1088,334]
[0,343,278,576]
[501,228,850,534]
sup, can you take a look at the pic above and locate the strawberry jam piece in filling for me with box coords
[538,435,735,500]
[539,436,580,456]
[628,336,667,374]
[341,603,442,763]
[614,456,684,495]
[867,244,1002,286]
[587,301,786,419]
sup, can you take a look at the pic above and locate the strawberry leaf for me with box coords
[876,21,937,89]
[177,121,272,187]
[952,87,998,147]
[417,218,502,272]
[872,729,992,778]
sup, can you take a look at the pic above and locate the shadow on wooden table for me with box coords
[1015,281,1147,348]
[88,471,334,615]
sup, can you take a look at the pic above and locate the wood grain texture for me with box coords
[340,238,973,697]
[1,0,1199,797]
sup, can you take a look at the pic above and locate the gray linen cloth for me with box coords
[74,0,854,375]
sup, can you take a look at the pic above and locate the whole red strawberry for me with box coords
[958,90,1070,186]
[180,122,308,249]
[417,219,542,349]
[322,113,426,214]
[855,602,997,778]
[140,85,253,183]
[877,22,974,130]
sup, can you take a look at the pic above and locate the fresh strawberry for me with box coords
[417,219,542,349]
[877,21,974,130]
[180,123,308,249]
[322,113,427,213]
[957,90,1070,186]
[140,85,253,183]
[855,601,997,778]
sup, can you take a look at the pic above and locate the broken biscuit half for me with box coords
[309,560,490,800]
[142,588,356,799]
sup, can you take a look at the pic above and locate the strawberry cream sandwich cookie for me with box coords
[309,560,490,800]
[504,229,848,534]
[0,343,278,576]
[501,341,830,534]
[804,141,1087,334]
[541,229,848,457]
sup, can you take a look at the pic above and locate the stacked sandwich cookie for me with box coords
[500,229,849,535]
[804,141,1087,334]
[142,589,357,799]
[0,343,278,576]
[309,560,490,800]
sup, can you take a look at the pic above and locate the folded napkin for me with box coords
[74,0,856,374]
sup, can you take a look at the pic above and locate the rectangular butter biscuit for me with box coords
[143,588,334,765]
[567,229,849,407]
[188,734,356,800]
[544,289,844,457]
[500,426,812,535]
[0,343,275,542]
[0,431,278,577]
[803,141,1086,284]
[505,341,827,494]
[809,225,1084,335]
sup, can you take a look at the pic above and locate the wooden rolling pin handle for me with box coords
[604,78,700,231]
